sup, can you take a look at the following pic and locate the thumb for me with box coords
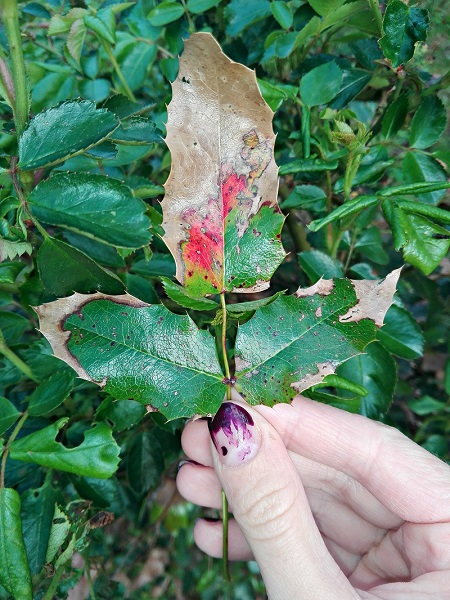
[208,401,357,600]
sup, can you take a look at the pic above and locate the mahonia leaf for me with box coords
[234,269,401,405]
[162,32,285,297]
[34,292,225,420]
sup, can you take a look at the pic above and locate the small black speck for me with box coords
[221,446,228,456]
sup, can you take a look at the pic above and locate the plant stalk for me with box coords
[1,0,29,137]
[0,328,37,381]
[219,292,231,582]
[0,410,29,488]
[42,564,66,600]
[101,39,136,102]
[301,105,311,159]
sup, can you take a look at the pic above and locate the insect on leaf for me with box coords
[162,33,285,297]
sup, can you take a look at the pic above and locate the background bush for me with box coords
[0,0,449,598]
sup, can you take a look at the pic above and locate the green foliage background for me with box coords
[0,0,449,598]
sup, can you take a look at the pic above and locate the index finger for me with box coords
[256,396,450,523]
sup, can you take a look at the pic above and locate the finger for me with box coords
[181,419,214,467]
[208,401,358,600]
[194,518,253,561]
[176,463,222,508]
[257,397,450,522]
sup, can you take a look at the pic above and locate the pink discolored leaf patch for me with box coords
[162,33,285,297]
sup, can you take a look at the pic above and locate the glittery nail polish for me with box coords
[208,402,261,467]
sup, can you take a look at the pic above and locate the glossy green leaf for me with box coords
[354,227,389,265]
[271,2,293,29]
[161,277,219,310]
[298,250,343,282]
[21,482,56,575]
[45,505,71,564]
[410,96,447,149]
[395,199,450,225]
[225,0,271,36]
[402,152,447,205]
[378,181,450,197]
[187,0,220,14]
[382,202,450,275]
[307,0,346,17]
[280,185,327,212]
[0,396,20,435]
[0,312,30,344]
[10,419,120,478]
[66,19,87,65]
[379,0,429,67]
[408,395,447,416]
[36,293,226,419]
[278,157,338,175]
[119,43,157,92]
[71,475,119,508]
[37,237,125,296]
[28,371,74,416]
[0,488,32,600]
[132,253,176,278]
[18,101,119,170]
[308,196,379,232]
[28,173,151,248]
[0,261,26,284]
[225,292,282,316]
[78,78,111,102]
[96,398,146,432]
[377,304,424,359]
[315,374,368,397]
[234,272,399,405]
[127,431,164,494]
[300,62,343,107]
[84,8,116,44]
[336,342,396,418]
[109,117,161,145]
[381,94,409,138]
[148,1,184,26]
[329,69,371,110]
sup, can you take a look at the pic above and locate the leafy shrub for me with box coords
[0,0,449,598]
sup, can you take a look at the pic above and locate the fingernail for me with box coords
[208,402,261,467]
[177,459,202,472]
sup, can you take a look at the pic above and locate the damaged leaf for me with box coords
[162,33,285,297]
[234,269,401,405]
[34,292,225,419]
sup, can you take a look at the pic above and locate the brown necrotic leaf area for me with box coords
[162,32,284,297]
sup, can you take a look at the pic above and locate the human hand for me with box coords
[177,396,450,599]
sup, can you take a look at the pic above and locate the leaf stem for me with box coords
[101,39,136,103]
[0,328,37,382]
[219,292,231,582]
[1,0,29,137]
[42,564,65,600]
[301,105,311,159]
[0,410,29,488]
[222,489,230,582]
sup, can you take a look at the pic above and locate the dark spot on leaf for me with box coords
[221,446,228,456]
[110,342,115,346]
[121,311,128,316]
[92,324,96,328]
[182,76,191,84]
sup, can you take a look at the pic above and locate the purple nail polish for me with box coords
[208,402,261,467]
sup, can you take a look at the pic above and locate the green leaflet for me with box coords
[0,488,33,600]
[28,173,152,249]
[18,101,119,170]
[10,419,120,478]
[36,294,225,419]
[234,273,399,406]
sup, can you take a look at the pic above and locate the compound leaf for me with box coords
[34,292,225,419]
[234,271,400,405]
[162,33,285,297]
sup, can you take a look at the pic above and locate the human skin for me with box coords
[177,396,450,599]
